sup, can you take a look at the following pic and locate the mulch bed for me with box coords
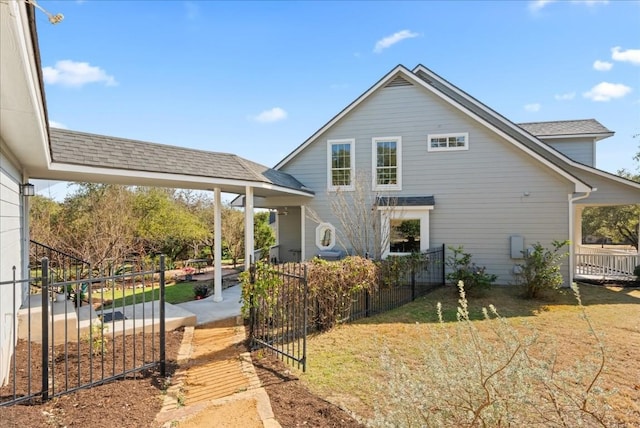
[0,328,184,428]
[251,351,365,428]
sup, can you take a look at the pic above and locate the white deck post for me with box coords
[244,186,254,271]
[213,188,223,302]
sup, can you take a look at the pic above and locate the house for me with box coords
[0,1,310,386]
[243,65,640,285]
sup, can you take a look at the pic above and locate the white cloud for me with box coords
[524,103,541,112]
[529,0,608,11]
[252,107,287,123]
[43,60,117,87]
[554,92,575,101]
[611,46,640,65]
[373,30,419,53]
[529,0,555,12]
[593,60,613,71]
[583,82,632,101]
[49,120,67,129]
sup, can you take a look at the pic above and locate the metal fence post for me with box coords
[41,258,49,401]
[159,255,166,377]
[302,265,308,373]
[442,243,446,285]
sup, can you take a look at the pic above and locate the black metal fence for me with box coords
[248,263,308,372]
[0,256,166,406]
[247,245,445,371]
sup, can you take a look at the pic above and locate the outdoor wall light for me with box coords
[21,183,35,197]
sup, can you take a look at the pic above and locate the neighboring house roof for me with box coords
[378,196,435,207]
[517,119,614,140]
[48,128,314,197]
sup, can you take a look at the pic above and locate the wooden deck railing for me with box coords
[575,250,639,278]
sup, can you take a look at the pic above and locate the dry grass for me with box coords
[299,284,640,426]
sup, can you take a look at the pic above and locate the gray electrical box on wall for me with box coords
[510,235,524,259]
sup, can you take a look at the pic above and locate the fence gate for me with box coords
[248,262,308,372]
[0,252,166,406]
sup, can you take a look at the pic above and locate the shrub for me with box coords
[516,240,569,299]
[634,264,640,281]
[445,246,497,293]
[371,281,612,427]
[377,252,428,288]
[193,283,210,299]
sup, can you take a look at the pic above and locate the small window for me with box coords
[327,139,355,191]
[315,223,336,250]
[427,132,469,152]
[372,136,402,191]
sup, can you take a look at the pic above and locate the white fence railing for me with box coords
[575,252,639,278]
[577,245,637,256]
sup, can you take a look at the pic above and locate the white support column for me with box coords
[300,205,306,261]
[244,186,254,271]
[213,188,223,302]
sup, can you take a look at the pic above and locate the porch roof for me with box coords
[517,119,614,140]
[38,128,315,198]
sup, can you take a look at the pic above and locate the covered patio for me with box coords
[26,127,315,302]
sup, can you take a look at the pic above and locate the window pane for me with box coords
[331,143,351,186]
[376,140,397,184]
[390,219,420,253]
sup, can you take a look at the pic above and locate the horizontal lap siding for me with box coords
[0,143,23,386]
[546,139,594,166]
[281,84,573,284]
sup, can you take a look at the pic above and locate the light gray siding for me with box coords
[0,140,24,386]
[569,166,640,206]
[280,84,575,284]
[277,206,302,262]
[543,138,595,166]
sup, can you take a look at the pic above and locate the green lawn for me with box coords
[93,280,207,309]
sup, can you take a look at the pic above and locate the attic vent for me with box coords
[385,76,413,88]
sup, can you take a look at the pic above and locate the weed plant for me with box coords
[371,281,613,427]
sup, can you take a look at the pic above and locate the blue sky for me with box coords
[33,0,639,199]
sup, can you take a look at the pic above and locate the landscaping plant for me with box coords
[445,245,497,294]
[516,240,569,299]
[371,281,612,427]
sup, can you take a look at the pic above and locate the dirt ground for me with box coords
[0,328,362,428]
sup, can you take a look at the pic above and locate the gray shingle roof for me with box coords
[49,128,313,194]
[517,119,613,137]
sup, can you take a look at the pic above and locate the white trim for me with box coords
[301,205,306,261]
[372,136,402,191]
[244,186,254,272]
[315,222,336,250]
[327,138,355,191]
[43,162,316,197]
[213,188,223,302]
[379,206,433,258]
[427,132,469,152]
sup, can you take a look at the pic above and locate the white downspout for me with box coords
[568,190,592,285]
[244,186,254,271]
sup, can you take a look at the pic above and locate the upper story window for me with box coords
[327,139,355,191]
[428,132,469,152]
[372,136,402,191]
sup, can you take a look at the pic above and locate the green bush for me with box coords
[193,283,210,299]
[445,246,497,293]
[516,240,569,299]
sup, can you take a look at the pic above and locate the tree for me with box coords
[254,211,275,260]
[29,195,62,247]
[582,138,639,249]
[132,187,209,262]
[308,171,395,259]
[221,205,244,267]
[55,183,139,267]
